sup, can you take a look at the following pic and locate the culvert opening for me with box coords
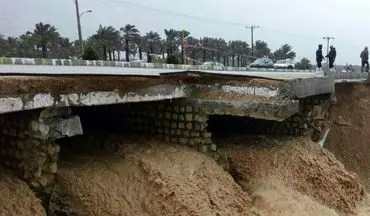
[207,115,277,139]
[57,100,171,158]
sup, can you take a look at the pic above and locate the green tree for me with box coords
[50,37,74,59]
[0,34,7,56]
[145,31,161,54]
[120,24,140,62]
[82,46,99,60]
[272,44,296,60]
[94,25,121,61]
[185,37,201,64]
[164,29,180,55]
[29,22,60,58]
[295,57,312,70]
[254,40,271,58]
[18,33,37,57]
[5,36,20,57]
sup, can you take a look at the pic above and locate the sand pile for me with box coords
[0,167,46,216]
[50,140,257,216]
[325,83,370,189]
[219,136,365,215]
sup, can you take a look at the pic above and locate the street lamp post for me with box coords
[74,0,92,53]
[322,36,336,103]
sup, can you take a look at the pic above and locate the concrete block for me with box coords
[54,116,83,138]
[185,114,193,121]
[179,138,187,145]
[191,132,200,137]
[210,144,217,152]
[176,129,182,136]
[183,131,190,137]
[186,106,193,113]
[165,112,172,119]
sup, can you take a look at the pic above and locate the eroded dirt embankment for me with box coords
[218,136,365,215]
[0,167,46,216]
[325,83,370,189]
[48,135,368,216]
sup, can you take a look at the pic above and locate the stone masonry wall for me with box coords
[0,107,82,193]
[266,95,330,136]
[118,100,214,153]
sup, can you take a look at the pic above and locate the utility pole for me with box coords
[74,0,83,53]
[246,25,259,58]
[323,36,334,56]
[181,30,186,65]
[323,36,336,103]
[74,0,92,55]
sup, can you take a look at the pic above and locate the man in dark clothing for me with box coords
[326,46,336,70]
[361,47,369,72]
[316,44,325,71]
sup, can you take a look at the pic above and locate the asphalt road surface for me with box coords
[0,65,323,80]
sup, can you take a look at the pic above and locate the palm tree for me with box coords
[29,22,60,58]
[18,32,36,57]
[0,34,7,56]
[254,40,271,58]
[94,25,121,61]
[51,37,74,59]
[145,31,161,54]
[164,29,179,55]
[120,24,140,62]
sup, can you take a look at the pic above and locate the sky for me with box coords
[0,0,369,64]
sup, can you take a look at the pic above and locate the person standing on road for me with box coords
[361,47,369,72]
[326,46,336,71]
[316,44,325,72]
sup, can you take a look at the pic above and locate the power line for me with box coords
[89,0,248,26]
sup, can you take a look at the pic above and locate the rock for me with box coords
[200,145,209,153]
[202,132,212,138]
[165,112,171,120]
[183,131,190,137]
[30,120,39,131]
[179,138,187,145]
[191,132,200,137]
[176,129,182,136]
[38,123,50,136]
[33,167,42,179]
[179,123,185,129]
[210,144,217,152]
[186,106,193,113]
[185,114,193,122]
[186,123,193,130]
[49,163,58,174]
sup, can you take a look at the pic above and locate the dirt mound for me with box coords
[245,178,340,216]
[0,167,46,216]
[325,83,370,189]
[219,136,365,215]
[50,140,256,216]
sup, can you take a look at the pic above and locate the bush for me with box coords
[166,54,179,64]
[295,57,312,70]
[82,46,99,60]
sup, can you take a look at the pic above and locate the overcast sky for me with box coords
[1,0,369,64]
